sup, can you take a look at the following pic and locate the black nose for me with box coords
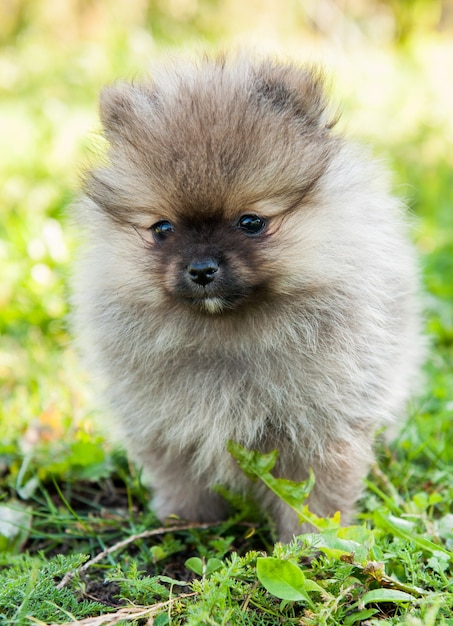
[187,259,219,286]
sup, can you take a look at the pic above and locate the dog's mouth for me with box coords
[185,292,247,314]
[192,295,228,314]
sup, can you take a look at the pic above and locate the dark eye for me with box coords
[150,220,174,242]
[237,214,266,235]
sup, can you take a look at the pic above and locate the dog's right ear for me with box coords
[99,82,157,144]
[252,62,335,130]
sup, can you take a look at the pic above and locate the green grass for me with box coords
[1,12,453,626]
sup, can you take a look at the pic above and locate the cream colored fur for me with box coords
[72,53,422,541]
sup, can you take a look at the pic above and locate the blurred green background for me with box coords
[1,0,452,452]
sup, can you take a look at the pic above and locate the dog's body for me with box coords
[73,54,422,540]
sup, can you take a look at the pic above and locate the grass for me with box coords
[1,14,453,626]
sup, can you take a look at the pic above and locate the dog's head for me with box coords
[83,55,342,315]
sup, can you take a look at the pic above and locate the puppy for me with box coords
[72,53,422,541]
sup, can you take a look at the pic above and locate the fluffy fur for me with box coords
[72,53,422,541]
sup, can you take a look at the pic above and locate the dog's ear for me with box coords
[99,82,158,144]
[253,62,334,128]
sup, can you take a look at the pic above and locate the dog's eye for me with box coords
[237,214,266,235]
[150,220,175,242]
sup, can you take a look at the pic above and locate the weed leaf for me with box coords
[344,608,379,624]
[227,441,279,478]
[185,557,223,577]
[374,510,452,560]
[359,589,417,607]
[185,557,203,576]
[228,441,338,530]
[303,527,374,563]
[256,557,314,606]
[0,503,32,553]
[205,558,224,575]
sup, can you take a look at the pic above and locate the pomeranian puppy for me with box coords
[73,53,422,541]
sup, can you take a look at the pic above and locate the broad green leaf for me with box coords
[205,558,224,576]
[185,557,203,576]
[426,555,450,573]
[150,546,167,563]
[302,530,362,560]
[304,578,329,595]
[256,557,314,607]
[154,613,170,626]
[344,609,379,625]
[359,589,417,607]
[436,513,453,542]
[0,503,32,554]
[302,527,374,562]
[184,557,223,577]
[337,525,375,547]
[16,476,39,500]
